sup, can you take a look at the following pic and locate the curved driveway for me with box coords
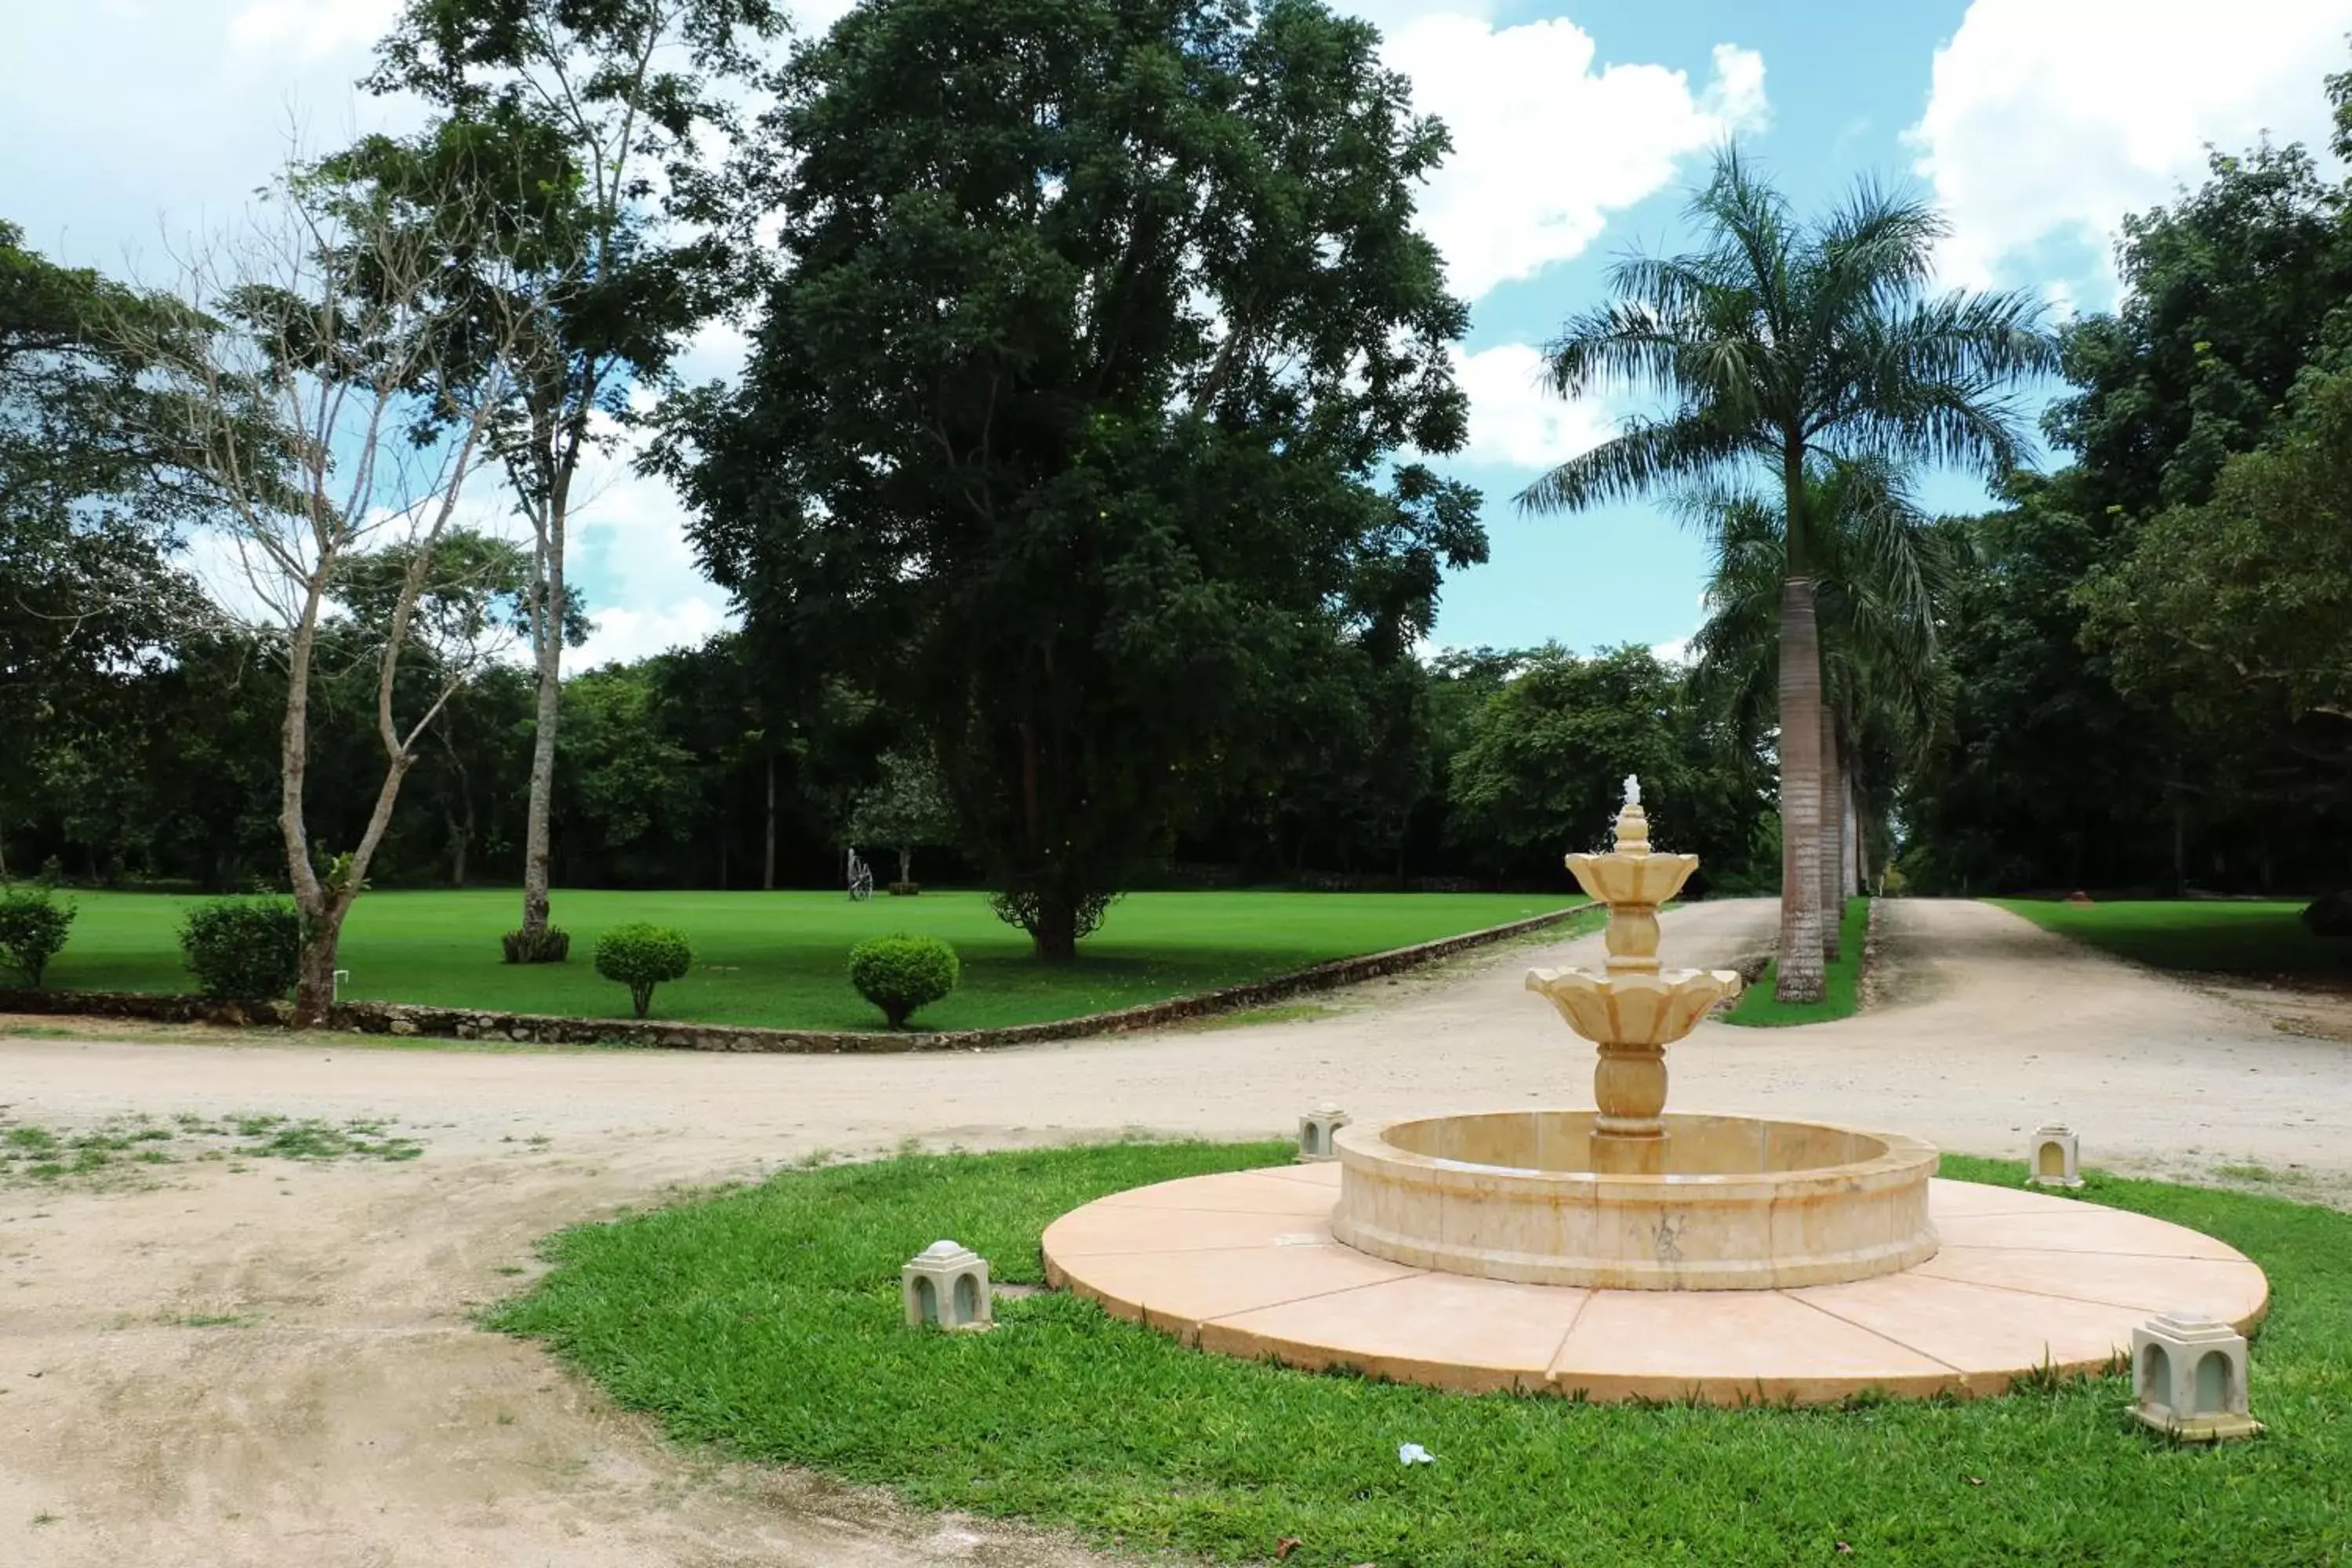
[2,898,2345,1565]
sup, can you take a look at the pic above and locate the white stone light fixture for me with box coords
[1298,1102,1349,1162]
[2027,1123,2082,1188]
[902,1240,992,1330]
[2132,1312,2260,1441]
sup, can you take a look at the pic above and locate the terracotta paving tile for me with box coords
[1055,1241,1418,1336]
[1548,1289,1956,1404]
[1200,1271,1588,1393]
[1257,1161,1344,1189]
[1788,1272,2144,1391]
[1935,1206,2248,1260]
[1925,1179,2069,1219]
[1043,1203,1330,1259]
[1911,1246,2270,1324]
[1093,1170,1338,1217]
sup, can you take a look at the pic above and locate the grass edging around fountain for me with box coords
[1722,896,1871,1026]
[490,1140,2350,1568]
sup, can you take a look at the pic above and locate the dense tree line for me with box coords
[0,586,1775,896]
[1899,64,2352,896]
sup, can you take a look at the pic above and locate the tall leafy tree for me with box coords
[1517,149,2053,1001]
[353,0,785,954]
[667,0,1483,958]
[0,220,220,878]
[1905,62,2352,897]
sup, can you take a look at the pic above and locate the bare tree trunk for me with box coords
[1819,706,1844,962]
[1775,575,1828,1004]
[763,751,778,890]
[518,542,564,942]
[281,583,332,1025]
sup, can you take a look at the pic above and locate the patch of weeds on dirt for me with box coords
[1181,1000,1349,1031]
[165,1312,256,1328]
[0,1109,424,1189]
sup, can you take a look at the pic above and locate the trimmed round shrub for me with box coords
[593,924,692,1019]
[848,933,960,1029]
[0,886,76,988]
[2302,891,2352,938]
[502,926,572,964]
[180,898,303,999]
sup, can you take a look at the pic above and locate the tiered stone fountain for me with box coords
[1040,779,2270,1403]
[1330,776,1940,1290]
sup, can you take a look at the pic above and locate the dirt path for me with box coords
[2,898,2346,1564]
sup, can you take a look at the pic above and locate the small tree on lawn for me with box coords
[594,924,693,1018]
[847,748,955,891]
[119,154,531,1027]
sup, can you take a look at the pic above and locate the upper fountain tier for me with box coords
[1562,778,1701,920]
[1528,777,1739,1050]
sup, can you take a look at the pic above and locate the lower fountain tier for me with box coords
[1331,1109,1940,1290]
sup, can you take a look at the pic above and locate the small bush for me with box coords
[180,898,303,999]
[502,926,572,964]
[887,881,920,897]
[593,924,692,1018]
[2303,891,2352,938]
[0,886,76,988]
[848,933,960,1029]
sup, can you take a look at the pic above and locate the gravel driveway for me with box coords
[2,898,2343,1565]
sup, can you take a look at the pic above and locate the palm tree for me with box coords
[1517,147,2054,1002]
[1681,459,1953,961]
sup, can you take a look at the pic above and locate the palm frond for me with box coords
[1514,411,1743,514]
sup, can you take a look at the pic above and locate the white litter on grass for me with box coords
[1398,1443,1436,1466]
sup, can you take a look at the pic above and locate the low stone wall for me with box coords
[0,901,1597,1054]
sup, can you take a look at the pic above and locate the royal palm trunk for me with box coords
[1774,575,1828,1004]
[1819,705,1843,963]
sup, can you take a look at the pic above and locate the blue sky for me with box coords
[4,0,2346,666]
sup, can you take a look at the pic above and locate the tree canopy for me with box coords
[666,0,1484,956]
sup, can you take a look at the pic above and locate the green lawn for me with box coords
[37,888,1594,1033]
[1994,898,2351,978]
[1722,895,1868,1026]
[492,1140,2350,1568]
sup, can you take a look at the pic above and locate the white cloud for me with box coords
[1451,342,1613,469]
[564,423,741,670]
[228,0,401,60]
[1911,0,2347,292]
[1385,17,1768,300]
[572,597,735,669]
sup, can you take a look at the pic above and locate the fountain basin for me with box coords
[1330,1110,1940,1290]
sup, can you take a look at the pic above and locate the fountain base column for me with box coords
[1591,1043,1669,1173]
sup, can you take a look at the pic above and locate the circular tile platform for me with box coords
[1040,1163,2270,1405]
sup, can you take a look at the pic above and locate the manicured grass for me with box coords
[38,889,1595,1033]
[1722,896,1868,1026]
[1994,898,2351,978]
[492,1140,2350,1568]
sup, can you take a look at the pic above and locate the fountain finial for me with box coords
[1623,773,1640,807]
